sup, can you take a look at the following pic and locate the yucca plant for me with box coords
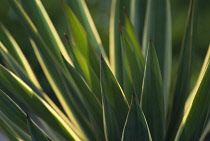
[0,0,209,140]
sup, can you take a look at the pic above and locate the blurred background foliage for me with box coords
[0,0,209,109]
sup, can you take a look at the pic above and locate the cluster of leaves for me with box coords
[0,0,209,141]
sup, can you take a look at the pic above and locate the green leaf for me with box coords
[200,119,210,141]
[142,0,172,109]
[100,56,129,141]
[121,16,145,102]
[0,111,30,141]
[0,42,76,135]
[27,114,49,141]
[167,0,197,140]
[184,46,210,117]
[63,3,102,99]
[0,118,20,141]
[3,2,103,139]
[30,38,102,140]
[64,4,88,61]
[130,0,146,44]
[63,57,104,138]
[19,0,72,65]
[109,0,123,85]
[0,24,42,90]
[0,90,27,133]
[5,2,103,138]
[122,95,152,141]
[62,34,101,101]
[0,65,77,140]
[141,41,165,141]
[65,0,107,60]
[175,59,210,141]
[0,90,52,141]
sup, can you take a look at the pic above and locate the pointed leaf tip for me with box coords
[150,36,152,43]
[100,54,103,61]
[26,113,30,120]
[123,6,128,16]
[118,19,123,26]
[64,33,69,40]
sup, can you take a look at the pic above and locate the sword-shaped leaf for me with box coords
[167,0,197,140]
[19,0,72,65]
[0,65,77,140]
[65,0,107,60]
[142,0,172,109]
[0,90,52,141]
[130,0,146,44]
[121,16,145,102]
[27,114,49,141]
[141,41,165,141]
[175,58,210,141]
[109,0,123,85]
[100,56,129,141]
[122,95,152,141]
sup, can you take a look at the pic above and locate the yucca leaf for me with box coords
[65,0,107,60]
[62,5,101,98]
[109,0,123,85]
[0,90,32,141]
[19,0,72,65]
[0,24,42,90]
[0,118,20,141]
[0,65,77,140]
[0,111,30,141]
[141,41,165,141]
[167,0,197,139]
[130,0,146,44]
[175,59,210,141]
[0,23,27,69]
[0,90,28,133]
[30,38,102,140]
[64,3,88,61]
[121,15,145,102]
[184,46,210,116]
[6,1,102,138]
[142,0,172,109]
[64,3,102,97]
[124,14,142,55]
[200,119,210,141]
[64,40,102,102]
[27,114,49,141]
[0,42,75,132]
[121,95,152,141]
[63,57,104,138]
[0,90,52,141]
[0,38,44,99]
[100,56,129,141]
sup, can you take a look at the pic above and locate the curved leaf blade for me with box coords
[121,22,145,102]
[141,41,165,141]
[65,0,107,60]
[100,56,129,141]
[122,95,152,141]
[109,0,123,85]
[142,0,172,110]
[19,0,72,65]
[175,60,210,141]
[167,0,198,139]
[27,114,49,141]
[0,65,77,140]
[130,0,146,45]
